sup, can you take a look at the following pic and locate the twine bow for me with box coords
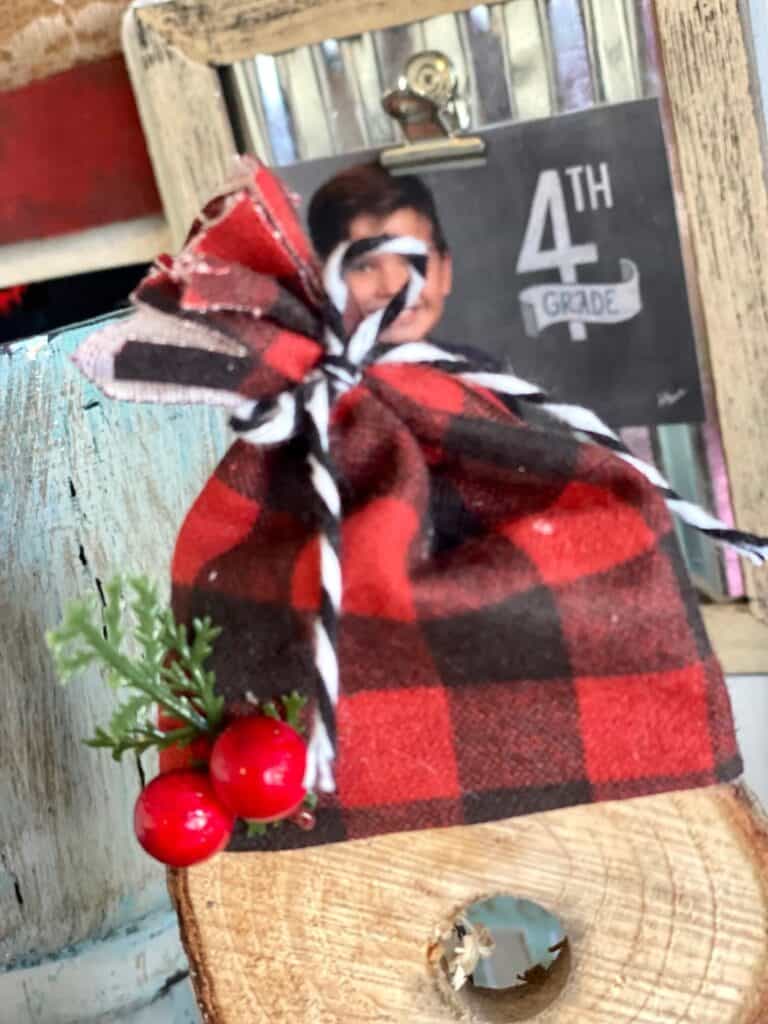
[224,233,430,792]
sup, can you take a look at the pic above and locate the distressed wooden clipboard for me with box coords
[116,2,768,1020]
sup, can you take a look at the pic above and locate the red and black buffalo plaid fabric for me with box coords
[74,158,742,853]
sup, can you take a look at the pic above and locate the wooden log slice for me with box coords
[170,784,768,1023]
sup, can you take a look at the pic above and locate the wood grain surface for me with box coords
[171,784,768,1023]
[654,0,768,621]
[136,0,487,66]
[0,320,226,964]
[702,603,768,676]
[122,13,237,244]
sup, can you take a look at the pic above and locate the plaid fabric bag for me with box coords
[74,158,752,853]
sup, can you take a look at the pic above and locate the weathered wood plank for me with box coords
[703,603,768,676]
[136,0,487,66]
[122,12,237,245]
[0,908,190,1019]
[0,318,227,963]
[654,0,768,621]
[0,0,127,91]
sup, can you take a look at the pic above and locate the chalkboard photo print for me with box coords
[281,98,702,431]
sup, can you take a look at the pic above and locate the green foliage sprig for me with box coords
[46,577,225,761]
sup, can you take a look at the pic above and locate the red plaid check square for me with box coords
[169,379,740,851]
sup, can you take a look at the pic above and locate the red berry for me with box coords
[134,770,234,867]
[210,716,307,821]
[156,708,213,774]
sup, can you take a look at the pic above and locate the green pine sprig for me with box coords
[46,576,225,761]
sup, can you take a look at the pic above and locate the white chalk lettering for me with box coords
[539,286,622,318]
[516,169,598,340]
[586,162,613,210]
[519,259,643,338]
[564,165,586,212]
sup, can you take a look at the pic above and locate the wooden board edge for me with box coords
[167,867,220,1024]
[653,1,768,621]
[730,780,768,856]
[122,9,238,246]
[703,602,768,675]
[0,215,169,290]
[720,781,768,1024]
[133,0,480,66]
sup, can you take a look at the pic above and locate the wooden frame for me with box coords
[0,215,171,290]
[121,0,768,673]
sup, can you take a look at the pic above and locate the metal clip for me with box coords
[379,51,486,174]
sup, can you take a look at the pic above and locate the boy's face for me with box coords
[342,207,452,343]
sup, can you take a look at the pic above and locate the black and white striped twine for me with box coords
[230,234,768,794]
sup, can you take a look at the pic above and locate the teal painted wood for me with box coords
[0,908,197,1023]
[0,316,228,966]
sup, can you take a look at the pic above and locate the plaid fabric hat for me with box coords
[74,157,755,853]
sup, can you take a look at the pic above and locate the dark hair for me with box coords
[307,162,448,261]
